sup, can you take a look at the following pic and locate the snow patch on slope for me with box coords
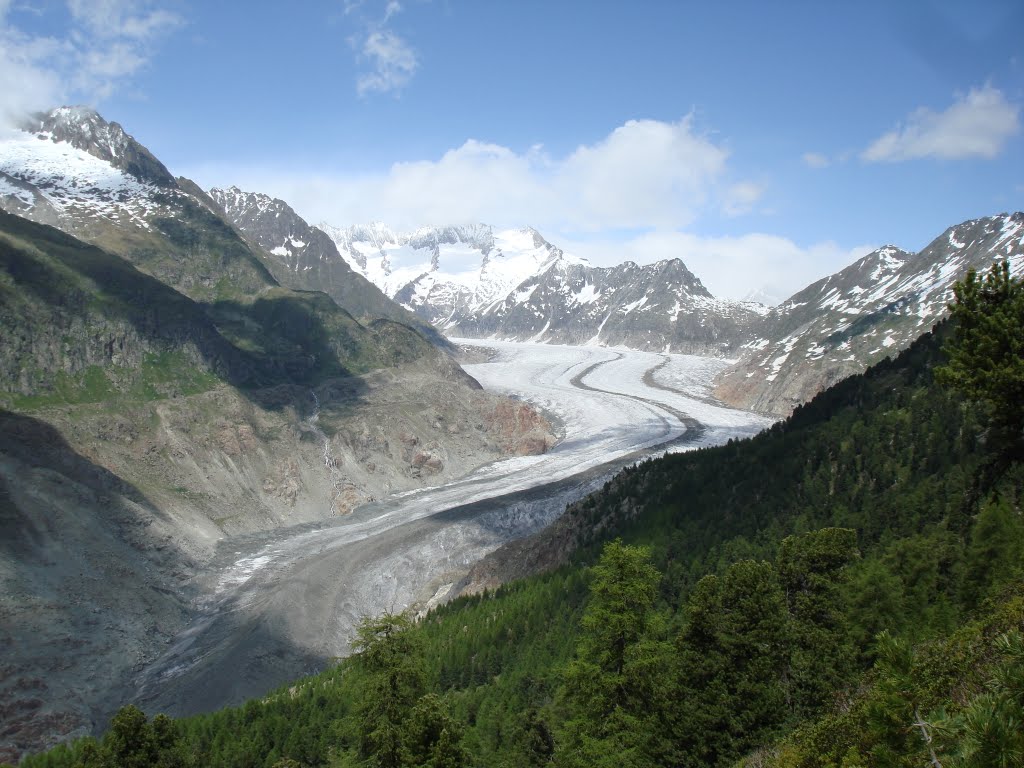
[0,131,165,227]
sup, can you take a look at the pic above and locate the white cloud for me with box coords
[349,0,419,96]
[357,29,418,96]
[557,117,728,229]
[802,152,829,169]
[862,85,1020,162]
[0,1,181,126]
[188,115,755,235]
[67,0,180,40]
[0,26,67,126]
[722,181,764,217]
[562,232,875,303]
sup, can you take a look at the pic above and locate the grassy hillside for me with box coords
[0,210,432,410]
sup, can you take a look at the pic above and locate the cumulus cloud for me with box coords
[190,115,756,235]
[0,0,181,125]
[802,152,830,169]
[0,27,67,126]
[558,117,728,229]
[862,85,1020,162]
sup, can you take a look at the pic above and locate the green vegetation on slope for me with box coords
[13,264,1024,767]
[938,258,1024,460]
[0,211,433,411]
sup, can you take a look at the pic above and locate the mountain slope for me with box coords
[0,111,559,760]
[0,107,276,302]
[448,254,767,354]
[323,221,766,354]
[208,187,446,345]
[715,213,1024,415]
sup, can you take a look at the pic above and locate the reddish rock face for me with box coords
[263,458,303,506]
[213,422,257,457]
[513,435,558,456]
[411,450,444,473]
[487,401,556,456]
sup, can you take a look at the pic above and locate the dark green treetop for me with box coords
[937,259,1024,454]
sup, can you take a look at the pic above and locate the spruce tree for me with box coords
[938,259,1024,457]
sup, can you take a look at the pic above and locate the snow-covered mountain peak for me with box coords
[408,223,496,255]
[212,185,280,215]
[209,185,332,268]
[861,245,911,282]
[715,211,1024,417]
[359,221,400,246]
[0,115,176,230]
[35,105,102,132]
[22,106,177,187]
[940,212,1023,259]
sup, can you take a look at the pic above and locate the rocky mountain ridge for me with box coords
[207,186,447,346]
[448,254,768,354]
[715,213,1024,415]
[23,105,178,188]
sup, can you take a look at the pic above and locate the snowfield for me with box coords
[0,129,165,226]
[133,342,772,717]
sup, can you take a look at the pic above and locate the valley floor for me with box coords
[129,342,772,718]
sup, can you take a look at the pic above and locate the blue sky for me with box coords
[1,0,1021,300]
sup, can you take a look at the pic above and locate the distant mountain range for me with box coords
[319,220,768,355]
[314,212,1023,415]
[2,105,1021,419]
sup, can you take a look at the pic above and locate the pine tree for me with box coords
[558,541,670,768]
[777,528,858,715]
[352,614,427,768]
[402,694,470,768]
[938,259,1024,456]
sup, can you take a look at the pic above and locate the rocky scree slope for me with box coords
[323,222,767,355]
[0,109,556,760]
[715,212,1024,416]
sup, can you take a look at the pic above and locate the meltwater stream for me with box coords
[132,342,772,717]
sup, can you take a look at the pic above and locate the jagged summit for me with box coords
[23,105,177,187]
[0,104,188,239]
[407,223,497,255]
